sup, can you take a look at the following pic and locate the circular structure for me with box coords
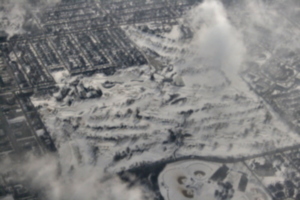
[158,160,218,200]
[158,160,271,200]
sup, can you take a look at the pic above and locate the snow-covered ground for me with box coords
[30,0,300,176]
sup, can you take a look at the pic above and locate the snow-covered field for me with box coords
[29,0,300,175]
